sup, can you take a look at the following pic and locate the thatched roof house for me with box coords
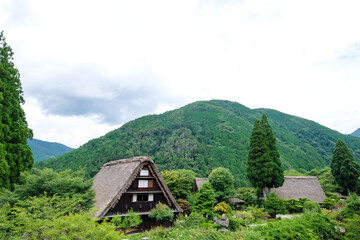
[92,156,182,222]
[194,178,209,191]
[270,176,326,203]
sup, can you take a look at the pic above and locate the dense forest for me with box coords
[36,100,360,187]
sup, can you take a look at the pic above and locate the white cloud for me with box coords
[1,0,360,147]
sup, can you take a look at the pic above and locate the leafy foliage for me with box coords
[340,194,360,219]
[120,209,143,230]
[161,169,196,200]
[0,31,33,189]
[149,203,174,222]
[303,200,321,213]
[234,187,256,206]
[176,199,192,215]
[0,168,94,209]
[208,167,235,202]
[284,198,307,213]
[331,139,360,194]
[342,214,360,240]
[263,192,285,218]
[193,182,215,216]
[246,213,342,240]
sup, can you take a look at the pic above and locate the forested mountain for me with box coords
[351,128,360,138]
[28,138,74,162]
[35,100,360,187]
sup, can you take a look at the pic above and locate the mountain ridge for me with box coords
[28,138,74,162]
[35,100,360,187]
[351,128,360,138]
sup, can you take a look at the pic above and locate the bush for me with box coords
[340,194,360,219]
[247,213,342,240]
[174,212,207,228]
[234,187,256,206]
[342,214,360,240]
[214,201,232,215]
[323,197,338,209]
[176,198,192,215]
[303,200,321,213]
[193,182,215,217]
[264,192,285,218]
[233,211,256,226]
[149,203,174,222]
[228,215,244,231]
[284,198,305,213]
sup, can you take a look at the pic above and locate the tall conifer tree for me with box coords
[247,114,283,199]
[331,139,360,195]
[0,31,33,189]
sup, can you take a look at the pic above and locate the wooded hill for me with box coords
[35,100,360,187]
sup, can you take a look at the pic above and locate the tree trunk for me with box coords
[262,188,267,200]
[347,188,350,196]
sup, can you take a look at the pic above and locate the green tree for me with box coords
[331,139,360,195]
[247,114,284,200]
[149,203,174,221]
[0,168,95,209]
[193,182,215,217]
[0,31,33,189]
[161,169,196,200]
[208,167,235,202]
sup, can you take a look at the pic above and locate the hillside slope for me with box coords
[351,128,360,138]
[35,100,360,187]
[28,138,74,162]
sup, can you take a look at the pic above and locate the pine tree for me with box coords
[247,114,283,199]
[331,139,360,195]
[193,182,215,217]
[0,31,33,189]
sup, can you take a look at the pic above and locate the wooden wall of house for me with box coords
[106,193,168,215]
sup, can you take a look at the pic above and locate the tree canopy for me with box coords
[161,169,196,200]
[331,139,360,195]
[0,31,33,189]
[208,167,235,202]
[247,114,284,198]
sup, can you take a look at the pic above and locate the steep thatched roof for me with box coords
[92,156,182,218]
[194,178,209,191]
[270,176,326,203]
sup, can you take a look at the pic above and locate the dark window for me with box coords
[137,194,148,202]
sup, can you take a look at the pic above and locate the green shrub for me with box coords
[149,203,174,222]
[284,198,304,213]
[323,197,338,209]
[233,211,256,226]
[174,212,207,228]
[176,198,192,215]
[342,214,360,240]
[248,213,342,240]
[303,200,321,213]
[228,215,244,231]
[264,192,285,218]
[340,194,360,219]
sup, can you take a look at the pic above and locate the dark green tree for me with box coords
[0,31,33,189]
[331,139,360,195]
[247,114,284,199]
[193,182,215,217]
[208,167,235,202]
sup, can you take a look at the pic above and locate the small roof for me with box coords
[194,178,209,191]
[228,198,245,203]
[271,176,326,203]
[92,156,182,218]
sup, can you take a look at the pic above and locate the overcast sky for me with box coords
[1,0,360,148]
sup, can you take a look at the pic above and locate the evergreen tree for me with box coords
[0,31,33,189]
[331,139,360,195]
[247,114,284,199]
[193,182,215,217]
